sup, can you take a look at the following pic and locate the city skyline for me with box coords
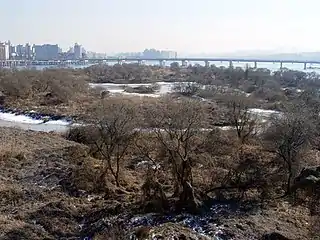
[0,40,179,60]
[2,0,320,55]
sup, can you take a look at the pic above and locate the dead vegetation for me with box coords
[0,69,89,104]
[0,66,320,239]
[61,95,320,239]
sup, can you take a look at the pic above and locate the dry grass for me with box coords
[0,134,27,162]
[93,225,127,240]
[0,184,25,207]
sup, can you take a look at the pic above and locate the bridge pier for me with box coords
[229,61,233,68]
[304,62,307,70]
[205,60,210,68]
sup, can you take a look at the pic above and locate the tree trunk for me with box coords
[179,181,202,214]
[115,158,120,187]
[286,164,293,195]
[107,158,120,187]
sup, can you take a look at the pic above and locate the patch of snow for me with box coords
[0,112,43,124]
[136,160,161,170]
[218,126,234,131]
[0,112,71,126]
[249,108,279,117]
[0,111,74,133]
[43,119,71,126]
[90,81,196,97]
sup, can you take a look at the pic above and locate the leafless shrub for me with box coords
[173,82,200,97]
[263,108,314,194]
[143,97,207,212]
[93,101,139,187]
[206,145,281,201]
[225,94,258,143]
[134,133,170,212]
[0,69,88,105]
[204,128,235,156]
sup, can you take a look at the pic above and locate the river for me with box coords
[5,61,320,74]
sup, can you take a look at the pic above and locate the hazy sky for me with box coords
[1,0,320,54]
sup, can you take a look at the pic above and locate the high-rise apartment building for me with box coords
[9,45,16,59]
[4,43,10,60]
[25,43,32,60]
[16,45,25,60]
[0,43,6,60]
[0,42,11,60]
[74,43,82,59]
[34,44,59,60]
[160,50,177,58]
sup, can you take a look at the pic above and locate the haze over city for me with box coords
[2,0,320,56]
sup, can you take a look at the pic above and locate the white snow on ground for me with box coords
[43,119,71,126]
[0,112,43,124]
[89,82,193,97]
[0,112,72,133]
[0,108,280,133]
[248,108,280,118]
[0,112,71,126]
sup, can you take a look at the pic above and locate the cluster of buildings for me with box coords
[142,49,177,58]
[0,41,87,61]
[117,49,177,58]
[0,41,178,61]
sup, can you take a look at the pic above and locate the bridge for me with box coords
[1,57,320,69]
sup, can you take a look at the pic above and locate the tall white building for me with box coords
[0,42,11,60]
[4,42,10,60]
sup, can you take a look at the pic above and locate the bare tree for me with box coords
[95,101,138,187]
[170,62,180,72]
[263,109,314,195]
[173,82,200,97]
[226,94,257,143]
[145,98,206,212]
[134,133,169,211]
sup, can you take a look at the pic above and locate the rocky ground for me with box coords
[0,127,317,240]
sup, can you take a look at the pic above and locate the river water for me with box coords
[5,60,320,74]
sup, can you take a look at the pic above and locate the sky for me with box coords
[1,0,320,55]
